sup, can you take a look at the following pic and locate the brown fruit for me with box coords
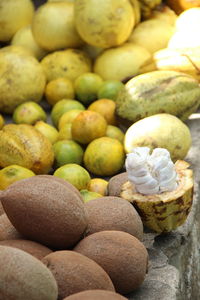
[0,246,58,300]
[107,172,128,197]
[63,290,127,300]
[74,230,148,294]
[0,239,52,260]
[0,200,4,216]
[0,175,88,249]
[0,213,22,241]
[85,196,143,241]
[42,250,115,299]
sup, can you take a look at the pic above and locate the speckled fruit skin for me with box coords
[0,246,58,300]
[42,250,115,299]
[85,196,143,241]
[0,124,54,174]
[0,239,52,260]
[0,175,88,249]
[63,289,127,300]
[116,70,200,125]
[74,230,148,294]
[0,47,46,113]
[0,213,22,241]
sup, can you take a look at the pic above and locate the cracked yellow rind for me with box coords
[120,160,193,233]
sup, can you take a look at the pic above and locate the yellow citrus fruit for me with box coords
[105,125,125,144]
[88,98,117,125]
[12,101,47,125]
[51,99,85,127]
[87,178,108,196]
[54,163,91,190]
[71,110,107,144]
[45,77,75,106]
[34,121,59,144]
[53,140,84,167]
[0,165,35,190]
[97,80,124,101]
[83,137,125,176]
[80,189,102,203]
[58,109,82,130]
[0,114,5,129]
[57,123,72,141]
[74,72,103,105]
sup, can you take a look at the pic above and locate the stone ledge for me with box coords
[127,114,200,300]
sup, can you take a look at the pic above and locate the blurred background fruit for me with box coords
[0,165,35,190]
[13,102,47,125]
[54,163,91,190]
[97,80,124,101]
[80,189,102,203]
[45,78,75,106]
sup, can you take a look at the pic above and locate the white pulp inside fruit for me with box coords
[125,147,178,195]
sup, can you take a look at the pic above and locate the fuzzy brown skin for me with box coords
[107,172,128,197]
[0,200,4,216]
[42,250,115,300]
[0,213,22,241]
[0,176,88,249]
[0,246,58,300]
[85,196,143,241]
[74,230,148,295]
[0,239,52,260]
[36,175,84,202]
[63,290,128,300]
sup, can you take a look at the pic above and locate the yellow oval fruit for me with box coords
[32,2,83,51]
[71,110,107,144]
[94,43,152,81]
[84,137,125,176]
[54,163,91,190]
[41,49,92,82]
[129,0,141,25]
[88,99,117,125]
[87,178,108,196]
[128,18,175,54]
[105,125,125,144]
[45,78,75,106]
[0,115,5,130]
[58,109,83,130]
[0,165,35,190]
[166,0,200,15]
[124,113,191,161]
[74,0,135,48]
[0,0,34,42]
[57,123,72,141]
[34,121,59,144]
[13,102,47,125]
[0,46,46,114]
[11,25,47,60]
[0,124,54,174]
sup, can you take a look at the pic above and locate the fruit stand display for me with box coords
[0,0,200,299]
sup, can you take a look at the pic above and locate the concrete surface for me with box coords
[126,112,200,300]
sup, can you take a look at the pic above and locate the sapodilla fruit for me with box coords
[42,250,115,299]
[63,290,128,300]
[85,196,143,240]
[0,213,22,241]
[0,239,52,260]
[0,246,58,300]
[74,230,148,294]
[0,175,88,249]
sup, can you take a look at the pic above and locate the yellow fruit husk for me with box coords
[0,124,54,174]
[120,160,193,233]
[129,0,141,25]
[152,47,200,81]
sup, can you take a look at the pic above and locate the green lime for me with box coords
[97,80,124,101]
[74,72,103,105]
[80,189,102,203]
[53,140,84,167]
[51,99,85,127]
[54,163,91,190]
